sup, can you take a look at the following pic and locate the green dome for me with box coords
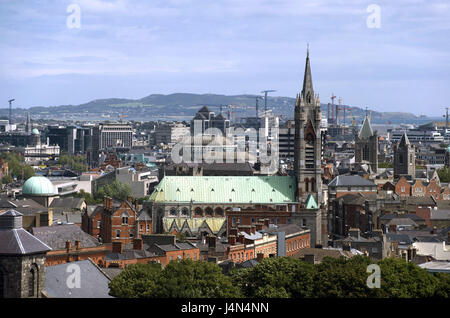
[22,176,57,196]
[31,128,40,135]
[446,146,450,153]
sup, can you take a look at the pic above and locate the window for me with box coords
[170,208,177,216]
[122,213,129,224]
[140,224,143,231]
[181,207,189,216]
[215,208,224,216]
[28,268,36,297]
[169,256,173,261]
[146,224,150,231]
[302,219,307,227]
[116,230,120,238]
[195,208,203,216]
[97,220,101,228]
[130,231,134,238]
[194,253,197,260]
[205,207,213,216]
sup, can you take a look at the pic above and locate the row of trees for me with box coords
[1,152,34,183]
[59,152,88,174]
[108,256,450,298]
[437,167,450,183]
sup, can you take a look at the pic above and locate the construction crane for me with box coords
[8,99,14,124]
[261,90,276,114]
[255,96,263,118]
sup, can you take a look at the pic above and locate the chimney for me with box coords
[238,233,245,244]
[228,235,236,246]
[388,224,397,233]
[75,240,81,249]
[65,241,72,250]
[349,228,360,240]
[264,218,270,227]
[255,223,263,231]
[256,253,264,262]
[133,238,143,250]
[251,225,256,234]
[112,241,123,254]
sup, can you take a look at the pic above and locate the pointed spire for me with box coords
[301,44,314,105]
[358,115,374,139]
[399,132,410,146]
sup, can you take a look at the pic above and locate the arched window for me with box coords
[311,178,315,192]
[305,178,309,192]
[169,208,177,216]
[181,207,189,216]
[195,207,203,216]
[28,265,38,298]
[215,207,224,216]
[205,207,213,217]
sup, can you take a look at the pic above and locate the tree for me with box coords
[94,180,131,202]
[109,262,163,298]
[437,167,450,183]
[73,189,97,205]
[2,175,13,185]
[378,162,393,168]
[1,151,35,180]
[109,260,241,298]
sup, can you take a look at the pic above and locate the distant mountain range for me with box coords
[3,93,436,124]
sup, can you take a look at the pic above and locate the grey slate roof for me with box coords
[431,209,450,220]
[328,175,376,187]
[32,224,100,250]
[358,116,374,139]
[137,209,152,221]
[0,228,52,255]
[0,209,52,255]
[387,218,418,227]
[45,259,113,298]
[49,197,84,210]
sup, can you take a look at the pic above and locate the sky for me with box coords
[0,0,449,116]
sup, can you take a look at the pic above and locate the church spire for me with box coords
[301,44,314,104]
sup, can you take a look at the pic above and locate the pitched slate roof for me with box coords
[0,209,52,255]
[328,175,376,187]
[45,259,113,298]
[149,176,296,204]
[358,116,374,139]
[32,224,100,250]
[49,197,84,210]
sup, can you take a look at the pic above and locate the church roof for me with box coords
[399,132,410,146]
[149,176,296,204]
[358,116,374,139]
[305,194,318,209]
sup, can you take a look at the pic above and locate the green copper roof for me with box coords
[22,176,57,196]
[358,116,373,139]
[149,176,296,204]
[305,194,318,209]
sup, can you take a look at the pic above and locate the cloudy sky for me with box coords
[0,0,449,116]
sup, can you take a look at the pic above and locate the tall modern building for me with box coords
[394,132,415,179]
[294,48,323,205]
[354,116,378,173]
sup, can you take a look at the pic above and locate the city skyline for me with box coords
[0,0,449,116]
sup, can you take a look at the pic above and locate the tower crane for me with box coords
[261,90,276,114]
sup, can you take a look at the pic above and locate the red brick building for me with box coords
[395,177,411,197]
[426,179,441,201]
[100,197,138,245]
[411,180,427,197]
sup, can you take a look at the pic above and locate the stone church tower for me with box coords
[354,116,378,173]
[294,48,323,205]
[394,132,415,179]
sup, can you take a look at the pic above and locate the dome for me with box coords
[31,128,40,135]
[22,176,57,196]
[447,146,450,153]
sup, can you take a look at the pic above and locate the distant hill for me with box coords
[4,93,432,124]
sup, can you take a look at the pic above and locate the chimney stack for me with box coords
[238,233,245,244]
[75,240,81,249]
[264,218,270,227]
[228,235,236,245]
[255,223,263,231]
[66,241,72,250]
[112,241,123,254]
[229,228,238,237]
[251,225,256,234]
[133,238,143,250]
